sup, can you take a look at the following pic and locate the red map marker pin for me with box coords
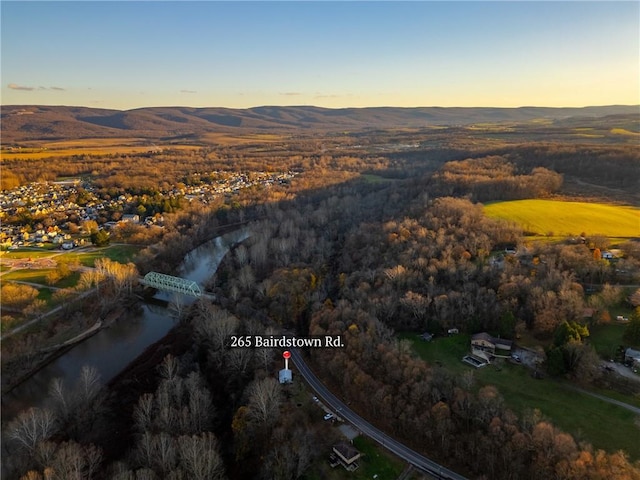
[283,350,291,370]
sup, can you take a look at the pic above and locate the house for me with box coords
[121,214,140,224]
[329,443,361,471]
[471,333,513,358]
[624,348,640,368]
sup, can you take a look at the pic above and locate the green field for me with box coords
[359,173,396,184]
[402,333,640,460]
[483,200,639,238]
[2,269,54,284]
[64,244,142,266]
[589,324,628,360]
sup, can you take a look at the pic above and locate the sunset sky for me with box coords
[2,1,639,110]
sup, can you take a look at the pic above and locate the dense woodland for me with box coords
[3,121,640,479]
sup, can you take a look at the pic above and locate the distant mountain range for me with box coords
[1,104,638,142]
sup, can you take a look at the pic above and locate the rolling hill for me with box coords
[1,104,638,143]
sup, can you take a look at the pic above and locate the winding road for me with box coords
[291,349,469,480]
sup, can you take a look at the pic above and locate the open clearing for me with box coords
[483,199,639,238]
[199,132,286,145]
[1,139,200,160]
[402,333,640,461]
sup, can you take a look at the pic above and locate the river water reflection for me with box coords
[1,228,249,421]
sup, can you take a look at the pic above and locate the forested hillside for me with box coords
[2,104,638,142]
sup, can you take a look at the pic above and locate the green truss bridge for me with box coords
[140,271,206,298]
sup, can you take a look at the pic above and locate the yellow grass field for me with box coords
[199,132,286,145]
[1,138,201,160]
[483,199,640,238]
[610,128,640,137]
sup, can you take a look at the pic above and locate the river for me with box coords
[1,228,250,422]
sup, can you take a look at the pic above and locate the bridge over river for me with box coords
[139,271,215,301]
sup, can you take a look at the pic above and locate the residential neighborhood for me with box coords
[0,170,297,249]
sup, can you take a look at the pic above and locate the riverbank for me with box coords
[1,307,129,395]
[2,226,249,425]
[98,323,193,462]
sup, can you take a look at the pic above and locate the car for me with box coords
[312,396,319,403]
[511,354,521,362]
[323,413,334,421]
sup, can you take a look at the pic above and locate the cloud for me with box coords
[180,89,197,94]
[280,92,301,96]
[9,83,66,91]
[8,83,35,91]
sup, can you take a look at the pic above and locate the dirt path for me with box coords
[565,384,640,415]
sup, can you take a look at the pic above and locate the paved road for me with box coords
[291,349,468,480]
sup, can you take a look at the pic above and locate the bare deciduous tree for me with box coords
[50,441,102,480]
[152,432,178,476]
[247,378,282,427]
[226,348,253,378]
[157,354,181,383]
[8,407,57,453]
[178,432,225,480]
[77,365,101,405]
[133,394,154,433]
[49,378,70,422]
[194,304,239,351]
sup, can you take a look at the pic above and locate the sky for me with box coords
[1,1,639,110]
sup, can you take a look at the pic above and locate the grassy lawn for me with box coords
[352,436,405,479]
[401,332,470,375]
[477,363,640,459]
[103,244,142,263]
[2,269,81,290]
[2,268,54,284]
[483,200,639,238]
[65,244,141,267]
[359,173,397,184]
[589,324,628,360]
[402,333,640,461]
[56,271,81,289]
[36,286,53,301]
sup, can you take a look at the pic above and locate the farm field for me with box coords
[1,139,200,160]
[483,199,639,238]
[401,333,640,461]
[199,132,287,145]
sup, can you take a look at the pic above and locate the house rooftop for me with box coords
[333,443,361,464]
